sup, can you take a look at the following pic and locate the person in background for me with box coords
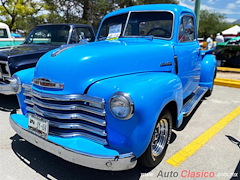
[206,34,213,50]
[216,33,224,43]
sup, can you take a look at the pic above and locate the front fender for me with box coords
[87,72,183,157]
[199,54,216,89]
[14,67,35,115]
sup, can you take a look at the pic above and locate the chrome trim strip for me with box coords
[49,121,107,137]
[23,92,32,97]
[26,106,34,113]
[31,90,105,108]
[22,83,32,90]
[51,44,80,57]
[24,99,34,105]
[10,116,137,171]
[50,131,107,145]
[33,106,106,126]
[31,97,106,117]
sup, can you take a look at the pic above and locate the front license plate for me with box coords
[28,115,49,138]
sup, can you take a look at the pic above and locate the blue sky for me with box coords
[179,0,240,23]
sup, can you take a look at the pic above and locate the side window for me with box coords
[0,29,8,38]
[179,16,195,42]
[70,27,93,43]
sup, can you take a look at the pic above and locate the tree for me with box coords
[82,0,116,29]
[43,0,116,29]
[43,0,179,29]
[0,0,44,31]
[198,9,228,38]
[43,0,83,23]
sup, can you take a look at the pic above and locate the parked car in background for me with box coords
[0,22,25,47]
[0,24,95,95]
[215,36,240,67]
[10,4,216,171]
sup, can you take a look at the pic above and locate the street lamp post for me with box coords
[194,0,201,30]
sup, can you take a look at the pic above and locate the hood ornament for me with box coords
[33,78,64,89]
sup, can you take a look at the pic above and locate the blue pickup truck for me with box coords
[9,4,216,171]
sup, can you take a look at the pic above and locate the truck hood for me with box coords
[0,44,58,60]
[34,38,175,94]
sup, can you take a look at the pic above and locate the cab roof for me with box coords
[104,4,194,19]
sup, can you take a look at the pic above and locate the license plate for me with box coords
[28,115,49,138]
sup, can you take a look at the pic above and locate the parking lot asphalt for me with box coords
[0,85,239,180]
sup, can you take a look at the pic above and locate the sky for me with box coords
[178,0,240,23]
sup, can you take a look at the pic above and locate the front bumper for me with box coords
[10,114,137,171]
[0,78,19,95]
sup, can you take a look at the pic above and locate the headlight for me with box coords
[109,92,134,120]
[9,75,21,94]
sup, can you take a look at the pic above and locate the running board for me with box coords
[182,87,208,117]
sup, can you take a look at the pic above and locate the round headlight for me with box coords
[109,92,134,120]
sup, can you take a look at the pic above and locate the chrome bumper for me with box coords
[9,116,137,171]
[0,78,18,95]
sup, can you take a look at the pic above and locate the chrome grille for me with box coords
[23,84,107,145]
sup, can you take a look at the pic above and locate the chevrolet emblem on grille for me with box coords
[33,78,64,89]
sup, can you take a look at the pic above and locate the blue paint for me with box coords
[34,38,175,95]
[200,54,217,89]
[12,4,216,164]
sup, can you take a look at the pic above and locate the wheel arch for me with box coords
[162,101,178,128]
[199,54,217,89]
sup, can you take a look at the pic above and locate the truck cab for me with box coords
[0,22,24,47]
[9,4,216,171]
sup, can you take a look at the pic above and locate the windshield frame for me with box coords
[97,10,174,41]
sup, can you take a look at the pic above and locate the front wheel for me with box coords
[204,89,213,97]
[139,109,172,168]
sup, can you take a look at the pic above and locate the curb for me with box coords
[217,67,240,73]
[214,78,240,88]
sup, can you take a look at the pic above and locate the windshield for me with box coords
[24,25,70,45]
[97,11,173,41]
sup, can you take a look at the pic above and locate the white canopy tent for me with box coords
[222,25,240,35]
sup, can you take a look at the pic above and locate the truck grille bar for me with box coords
[23,84,107,145]
[0,60,11,80]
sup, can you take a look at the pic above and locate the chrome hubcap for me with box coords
[151,118,169,160]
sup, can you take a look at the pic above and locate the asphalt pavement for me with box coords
[0,85,239,180]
